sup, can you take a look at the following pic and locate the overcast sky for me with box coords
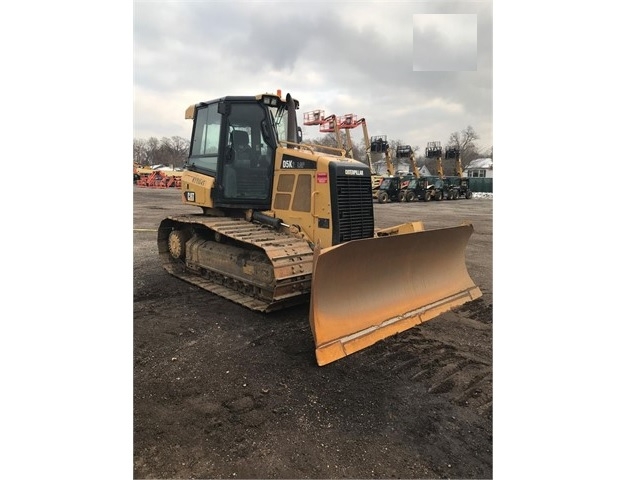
[134,0,493,154]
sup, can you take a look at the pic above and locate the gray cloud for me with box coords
[413,15,478,71]
[133,1,493,151]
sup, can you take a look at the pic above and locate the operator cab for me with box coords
[185,94,299,210]
[378,177,400,190]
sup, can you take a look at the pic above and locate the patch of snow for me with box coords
[472,192,493,199]
[466,158,493,169]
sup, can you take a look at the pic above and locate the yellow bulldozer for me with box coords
[157,90,482,366]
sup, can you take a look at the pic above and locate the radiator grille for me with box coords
[333,174,374,243]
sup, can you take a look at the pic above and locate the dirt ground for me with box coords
[133,186,493,479]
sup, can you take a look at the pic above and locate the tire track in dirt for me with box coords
[365,323,492,418]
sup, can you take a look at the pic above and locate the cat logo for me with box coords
[344,169,364,176]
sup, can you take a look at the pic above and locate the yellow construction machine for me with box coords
[157,91,482,366]
[444,146,474,199]
[369,135,395,198]
[134,162,153,183]
[303,110,383,195]
[336,114,384,194]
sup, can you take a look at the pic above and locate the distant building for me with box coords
[464,158,493,178]
[393,165,432,177]
[418,165,431,177]
[373,161,431,177]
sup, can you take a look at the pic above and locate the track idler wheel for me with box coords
[168,229,191,260]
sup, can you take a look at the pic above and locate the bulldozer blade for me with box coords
[309,224,482,366]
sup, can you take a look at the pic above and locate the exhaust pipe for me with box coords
[286,93,297,144]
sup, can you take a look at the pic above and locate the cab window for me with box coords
[189,104,222,173]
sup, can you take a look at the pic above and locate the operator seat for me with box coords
[231,130,254,166]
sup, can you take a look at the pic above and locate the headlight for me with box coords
[262,95,279,107]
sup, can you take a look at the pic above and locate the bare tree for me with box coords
[170,136,190,165]
[447,126,480,167]
[133,136,190,168]
[133,138,149,165]
[309,133,340,149]
[145,137,160,166]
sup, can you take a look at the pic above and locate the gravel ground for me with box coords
[133,186,493,479]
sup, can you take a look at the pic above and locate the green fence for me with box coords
[468,177,493,193]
